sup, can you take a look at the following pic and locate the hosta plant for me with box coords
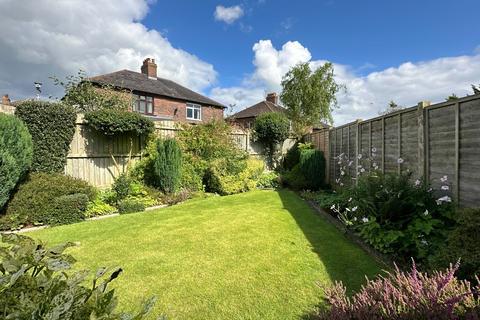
[314,261,480,320]
[0,233,162,319]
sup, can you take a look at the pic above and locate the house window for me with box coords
[133,94,154,115]
[186,103,201,120]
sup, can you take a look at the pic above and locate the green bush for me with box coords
[282,164,308,190]
[257,171,280,189]
[85,197,117,218]
[180,159,204,192]
[150,139,182,193]
[15,101,76,173]
[0,233,158,319]
[112,172,133,202]
[253,112,289,167]
[118,197,146,214]
[84,109,154,136]
[47,193,89,226]
[3,173,96,229]
[298,149,325,190]
[431,208,480,281]
[0,113,33,210]
[283,142,301,170]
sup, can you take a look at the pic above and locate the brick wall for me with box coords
[153,96,223,123]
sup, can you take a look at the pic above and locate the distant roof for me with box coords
[231,100,285,119]
[90,70,225,108]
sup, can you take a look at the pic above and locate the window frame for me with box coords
[132,93,154,115]
[186,103,202,121]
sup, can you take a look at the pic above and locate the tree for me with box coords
[151,138,183,194]
[253,112,290,168]
[446,94,459,101]
[379,100,404,115]
[472,84,480,95]
[280,62,341,138]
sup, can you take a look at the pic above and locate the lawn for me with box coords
[29,189,382,319]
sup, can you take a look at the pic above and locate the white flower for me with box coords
[415,179,421,186]
[360,168,366,173]
[441,185,449,191]
[440,175,448,183]
[348,161,353,166]
[421,239,428,246]
[371,147,377,153]
[345,207,351,212]
[397,158,404,164]
[428,188,433,192]
[337,161,342,165]
[335,178,340,183]
[340,182,344,186]
[348,197,352,202]
[357,154,363,160]
[362,217,369,223]
[423,210,429,216]
[353,217,357,221]
[437,195,452,203]
[330,204,336,210]
[352,206,358,212]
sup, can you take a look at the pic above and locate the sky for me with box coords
[0,0,479,124]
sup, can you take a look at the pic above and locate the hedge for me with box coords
[84,109,154,136]
[15,101,76,173]
[0,113,33,210]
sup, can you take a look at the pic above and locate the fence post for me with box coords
[454,101,460,203]
[355,119,361,183]
[417,101,430,180]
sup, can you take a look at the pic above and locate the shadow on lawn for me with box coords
[276,189,381,294]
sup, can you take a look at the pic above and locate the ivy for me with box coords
[84,109,154,136]
[15,101,76,173]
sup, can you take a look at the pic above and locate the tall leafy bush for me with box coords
[299,149,325,190]
[0,233,158,319]
[150,139,182,193]
[253,112,289,167]
[0,113,33,210]
[15,101,76,173]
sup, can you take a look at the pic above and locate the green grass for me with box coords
[29,190,381,319]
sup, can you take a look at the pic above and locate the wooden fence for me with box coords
[305,94,480,207]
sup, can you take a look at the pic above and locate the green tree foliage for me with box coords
[0,113,33,210]
[446,94,459,101]
[150,139,182,193]
[253,112,290,168]
[280,62,341,137]
[3,173,95,229]
[15,101,76,173]
[379,100,405,115]
[299,149,326,190]
[51,70,133,112]
[84,109,154,136]
[0,233,158,319]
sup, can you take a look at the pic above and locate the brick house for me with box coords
[90,58,225,123]
[229,92,286,129]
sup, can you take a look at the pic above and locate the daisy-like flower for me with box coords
[361,217,369,223]
[352,206,358,212]
[423,209,429,216]
[335,178,340,183]
[397,158,404,164]
[421,239,428,246]
[348,197,352,202]
[437,195,452,203]
[360,168,366,173]
[415,179,421,186]
[340,182,344,186]
[428,188,433,192]
[357,154,363,160]
[440,175,448,183]
[341,170,345,176]
[330,204,336,210]
[353,217,357,222]
[441,185,449,191]
[371,147,377,153]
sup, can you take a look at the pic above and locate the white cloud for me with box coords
[211,39,480,124]
[214,5,244,24]
[0,0,217,100]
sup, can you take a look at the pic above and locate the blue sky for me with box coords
[1,0,479,124]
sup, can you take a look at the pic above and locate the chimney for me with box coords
[141,58,157,79]
[2,94,10,105]
[266,92,278,105]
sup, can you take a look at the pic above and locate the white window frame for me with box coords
[186,103,202,121]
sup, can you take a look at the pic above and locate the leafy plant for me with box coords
[313,261,480,320]
[253,112,289,168]
[3,173,96,229]
[84,109,154,136]
[283,142,301,170]
[257,171,280,189]
[299,149,325,190]
[0,233,159,319]
[0,113,33,210]
[151,139,182,193]
[15,100,76,173]
[118,197,146,214]
[431,208,480,281]
[85,197,117,218]
[112,173,133,203]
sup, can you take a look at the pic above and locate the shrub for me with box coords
[47,193,89,225]
[299,149,325,190]
[150,138,182,193]
[0,113,33,210]
[253,112,289,167]
[180,159,204,192]
[282,164,308,190]
[160,189,192,206]
[314,261,480,320]
[0,233,158,319]
[118,197,146,214]
[112,172,133,202]
[3,173,96,229]
[15,100,76,173]
[431,208,480,281]
[85,197,117,218]
[84,109,154,136]
[283,142,301,170]
[257,171,280,189]
[205,158,264,195]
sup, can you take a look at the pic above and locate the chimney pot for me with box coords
[266,92,278,105]
[141,58,157,79]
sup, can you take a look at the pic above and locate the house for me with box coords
[90,58,225,123]
[229,92,285,129]
[0,94,15,114]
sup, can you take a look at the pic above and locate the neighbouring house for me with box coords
[229,92,285,129]
[90,58,225,123]
[0,94,15,114]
